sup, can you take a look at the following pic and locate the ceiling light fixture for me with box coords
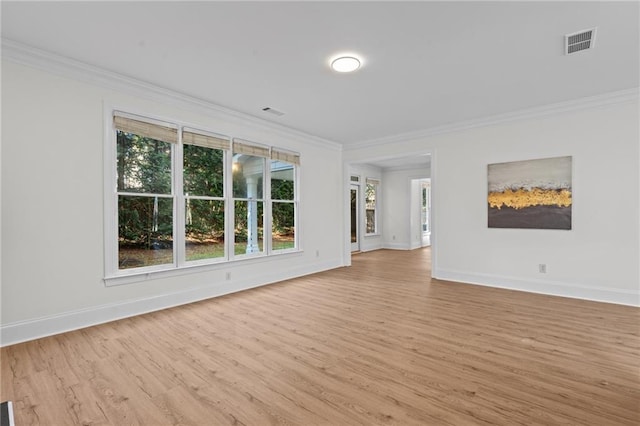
[330,55,362,73]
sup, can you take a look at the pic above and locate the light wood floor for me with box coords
[2,248,639,425]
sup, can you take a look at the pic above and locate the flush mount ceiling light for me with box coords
[330,55,362,73]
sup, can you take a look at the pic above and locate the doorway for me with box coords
[418,178,431,247]
[350,184,360,252]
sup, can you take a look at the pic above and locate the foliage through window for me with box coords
[108,112,300,277]
[421,180,431,233]
[116,117,175,269]
[183,131,226,262]
[365,178,379,234]
[271,160,296,251]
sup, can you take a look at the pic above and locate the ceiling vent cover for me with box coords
[565,28,596,54]
[262,107,285,117]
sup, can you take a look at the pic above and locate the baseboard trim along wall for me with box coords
[382,242,411,250]
[0,259,342,347]
[434,268,639,307]
[382,242,428,250]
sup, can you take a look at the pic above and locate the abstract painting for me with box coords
[488,156,572,229]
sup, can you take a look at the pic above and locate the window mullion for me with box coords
[295,165,300,251]
[265,161,272,255]
[225,149,234,261]
[174,129,186,267]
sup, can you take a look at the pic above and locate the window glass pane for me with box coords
[117,131,172,194]
[350,189,358,243]
[366,210,376,234]
[271,161,295,200]
[183,145,224,197]
[118,195,173,269]
[421,182,430,233]
[185,199,225,261]
[233,154,264,199]
[234,200,263,255]
[366,183,377,234]
[272,202,295,251]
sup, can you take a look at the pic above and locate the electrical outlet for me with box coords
[315,249,320,258]
[538,264,547,273]
[225,272,231,280]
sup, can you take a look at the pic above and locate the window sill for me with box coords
[104,249,303,287]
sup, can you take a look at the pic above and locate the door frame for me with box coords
[344,150,436,275]
[350,182,361,252]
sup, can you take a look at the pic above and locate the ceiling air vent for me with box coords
[565,28,596,54]
[262,107,285,117]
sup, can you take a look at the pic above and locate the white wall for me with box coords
[382,168,430,250]
[345,94,640,306]
[1,59,345,345]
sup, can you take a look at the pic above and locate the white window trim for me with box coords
[103,105,301,286]
[270,154,300,254]
[364,178,380,236]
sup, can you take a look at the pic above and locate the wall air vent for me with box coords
[565,28,596,54]
[262,107,285,117]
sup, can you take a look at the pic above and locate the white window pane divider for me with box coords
[184,195,225,201]
[117,192,174,198]
[174,132,185,268]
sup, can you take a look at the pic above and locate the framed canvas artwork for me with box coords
[488,156,572,230]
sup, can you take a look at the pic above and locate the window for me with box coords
[365,178,379,235]
[232,141,267,256]
[421,180,431,233]
[115,115,176,270]
[183,130,227,262]
[106,111,300,280]
[270,149,299,252]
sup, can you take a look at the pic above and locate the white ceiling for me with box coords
[2,1,638,148]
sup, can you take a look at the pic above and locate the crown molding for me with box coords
[1,38,342,152]
[4,38,637,154]
[345,87,639,151]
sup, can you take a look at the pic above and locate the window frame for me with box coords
[181,129,229,266]
[421,180,431,234]
[269,156,299,255]
[104,108,301,285]
[231,139,270,260]
[364,178,380,236]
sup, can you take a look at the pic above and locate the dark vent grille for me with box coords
[262,107,285,117]
[568,30,592,45]
[568,40,591,54]
[566,28,596,54]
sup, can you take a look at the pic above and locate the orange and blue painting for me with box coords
[488,156,572,230]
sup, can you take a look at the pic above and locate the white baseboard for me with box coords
[433,268,640,307]
[383,242,410,250]
[383,242,428,250]
[360,243,384,252]
[0,259,342,347]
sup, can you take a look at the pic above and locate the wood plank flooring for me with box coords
[2,248,639,425]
